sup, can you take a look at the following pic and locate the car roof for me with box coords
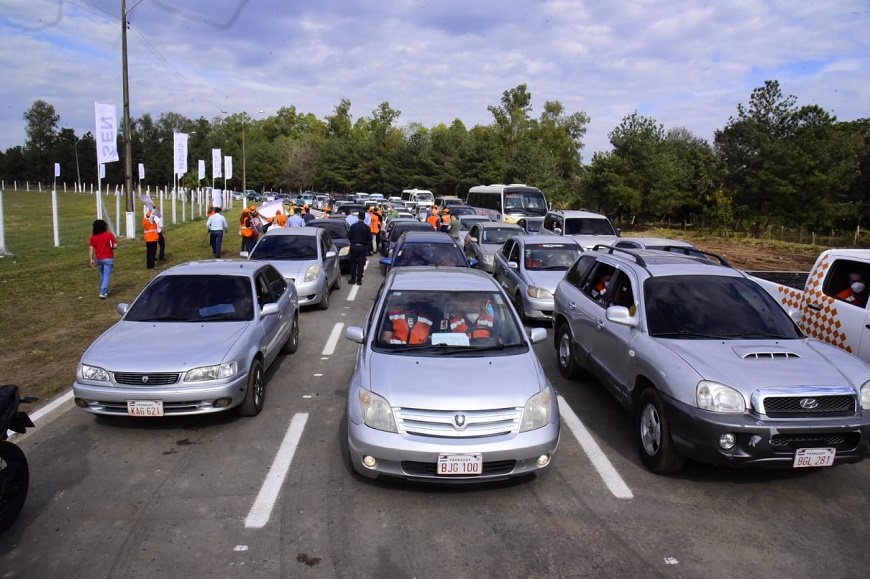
[262,226,320,238]
[154,259,268,277]
[515,234,581,246]
[475,222,523,229]
[587,246,740,277]
[550,210,610,219]
[614,237,697,248]
[397,231,456,244]
[387,266,500,291]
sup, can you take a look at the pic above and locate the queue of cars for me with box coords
[71,191,870,485]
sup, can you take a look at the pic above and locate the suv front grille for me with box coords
[770,432,860,451]
[114,372,180,386]
[759,395,855,417]
[395,407,522,438]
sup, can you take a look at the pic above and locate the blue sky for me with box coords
[1,0,868,164]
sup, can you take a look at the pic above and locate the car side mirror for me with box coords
[325,250,337,259]
[379,257,391,265]
[508,261,518,270]
[528,327,547,344]
[345,326,365,344]
[553,228,562,235]
[468,259,479,268]
[261,303,280,317]
[605,305,638,327]
[469,236,478,243]
[240,251,250,258]
[117,303,129,316]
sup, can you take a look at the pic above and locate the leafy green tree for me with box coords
[23,99,60,182]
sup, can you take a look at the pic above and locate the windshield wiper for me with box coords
[653,330,727,339]
[134,316,195,322]
[719,331,795,339]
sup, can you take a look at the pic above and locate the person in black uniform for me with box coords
[347,211,372,285]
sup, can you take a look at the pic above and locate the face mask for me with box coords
[851,282,866,294]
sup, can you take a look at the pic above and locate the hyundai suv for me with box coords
[542,210,619,249]
[552,245,870,474]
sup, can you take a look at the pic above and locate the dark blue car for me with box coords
[379,231,477,275]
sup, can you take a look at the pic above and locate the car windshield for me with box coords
[308,221,348,240]
[415,192,434,202]
[524,244,581,270]
[482,228,516,244]
[392,243,466,267]
[250,235,318,260]
[125,275,254,322]
[373,290,526,353]
[503,191,548,216]
[644,275,803,339]
[564,218,616,236]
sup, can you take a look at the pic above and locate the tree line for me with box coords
[2,81,867,236]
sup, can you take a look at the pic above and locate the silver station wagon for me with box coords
[344,267,560,483]
[73,260,299,417]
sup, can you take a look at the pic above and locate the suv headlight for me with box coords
[520,388,553,432]
[697,381,746,413]
[360,388,398,433]
[338,246,350,257]
[185,361,237,382]
[861,381,870,410]
[527,286,553,299]
[304,264,322,282]
[79,363,111,382]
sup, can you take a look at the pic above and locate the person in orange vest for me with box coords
[449,293,495,341]
[274,209,287,228]
[142,209,160,269]
[368,207,381,254]
[426,205,440,230]
[240,208,258,252]
[379,298,438,345]
[836,272,868,307]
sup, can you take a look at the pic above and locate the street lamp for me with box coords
[221,109,264,196]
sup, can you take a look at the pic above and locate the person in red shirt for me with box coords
[88,219,118,299]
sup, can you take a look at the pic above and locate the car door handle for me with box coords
[596,319,605,329]
[807,303,822,312]
[567,301,576,310]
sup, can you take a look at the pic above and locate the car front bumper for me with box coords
[664,396,870,468]
[72,373,250,416]
[521,294,555,320]
[294,277,326,306]
[348,419,560,483]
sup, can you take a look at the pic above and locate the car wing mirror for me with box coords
[117,303,129,316]
[553,228,562,235]
[468,258,479,268]
[469,236,478,243]
[325,250,337,259]
[528,327,547,344]
[508,261,518,270]
[240,251,250,258]
[605,305,638,327]
[261,303,280,317]
[379,257,391,265]
[345,326,365,344]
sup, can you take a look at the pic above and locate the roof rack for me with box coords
[592,244,647,267]
[660,246,734,268]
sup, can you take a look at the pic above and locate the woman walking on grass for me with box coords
[89,219,117,299]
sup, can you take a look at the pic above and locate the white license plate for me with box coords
[437,454,482,476]
[793,447,836,468]
[127,400,164,417]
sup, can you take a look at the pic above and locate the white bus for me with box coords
[466,184,548,223]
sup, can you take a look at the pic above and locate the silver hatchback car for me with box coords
[344,267,560,483]
[73,260,299,417]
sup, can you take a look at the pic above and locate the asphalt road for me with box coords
[3,255,869,578]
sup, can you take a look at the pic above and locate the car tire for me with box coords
[318,284,330,310]
[282,314,299,354]
[556,324,582,379]
[0,441,29,534]
[515,292,527,323]
[333,272,342,290]
[636,388,685,474]
[238,359,265,417]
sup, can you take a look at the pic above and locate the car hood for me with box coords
[366,352,542,410]
[83,321,249,371]
[526,270,568,292]
[265,259,320,280]
[663,339,861,391]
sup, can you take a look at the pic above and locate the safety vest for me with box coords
[427,214,439,230]
[388,309,433,344]
[449,311,493,339]
[241,216,255,237]
[143,216,159,242]
[370,213,380,234]
[275,213,287,227]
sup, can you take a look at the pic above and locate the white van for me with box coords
[400,188,435,209]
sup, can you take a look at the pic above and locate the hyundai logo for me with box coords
[799,398,819,409]
[453,414,467,429]
[141,375,149,384]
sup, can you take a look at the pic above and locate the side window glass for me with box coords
[502,240,514,259]
[607,271,636,314]
[582,262,616,306]
[823,259,869,308]
[509,242,520,263]
[564,255,595,288]
[256,273,275,307]
[264,266,286,298]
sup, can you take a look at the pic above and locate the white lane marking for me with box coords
[347,284,359,300]
[321,323,344,356]
[234,545,249,552]
[313,373,323,377]
[558,396,633,499]
[245,412,309,529]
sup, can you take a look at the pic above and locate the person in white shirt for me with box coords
[205,207,229,258]
[288,212,305,227]
[153,209,166,261]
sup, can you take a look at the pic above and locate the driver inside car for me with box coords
[379,295,439,345]
[448,293,495,341]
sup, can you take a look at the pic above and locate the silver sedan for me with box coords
[73,260,299,417]
[343,267,560,483]
[494,235,582,322]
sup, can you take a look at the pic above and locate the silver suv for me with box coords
[553,245,870,474]
[542,210,619,249]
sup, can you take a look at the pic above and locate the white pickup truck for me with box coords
[751,249,870,364]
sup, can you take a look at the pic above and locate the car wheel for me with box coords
[282,314,299,354]
[0,441,29,534]
[318,284,330,310]
[556,324,581,379]
[515,292,527,323]
[333,271,342,290]
[636,388,685,474]
[238,359,265,416]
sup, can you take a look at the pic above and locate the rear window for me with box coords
[482,228,516,244]
[308,220,348,239]
[564,218,616,236]
[393,242,466,268]
[250,235,318,260]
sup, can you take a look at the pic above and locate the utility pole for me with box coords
[121,0,140,238]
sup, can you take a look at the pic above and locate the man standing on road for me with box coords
[206,206,229,258]
[347,211,372,285]
[288,210,305,227]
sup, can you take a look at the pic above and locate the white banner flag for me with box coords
[173,132,189,176]
[212,188,223,208]
[99,164,106,179]
[198,160,205,181]
[94,102,119,165]
[212,148,222,179]
[225,156,233,180]
[54,163,60,177]
[138,163,145,180]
